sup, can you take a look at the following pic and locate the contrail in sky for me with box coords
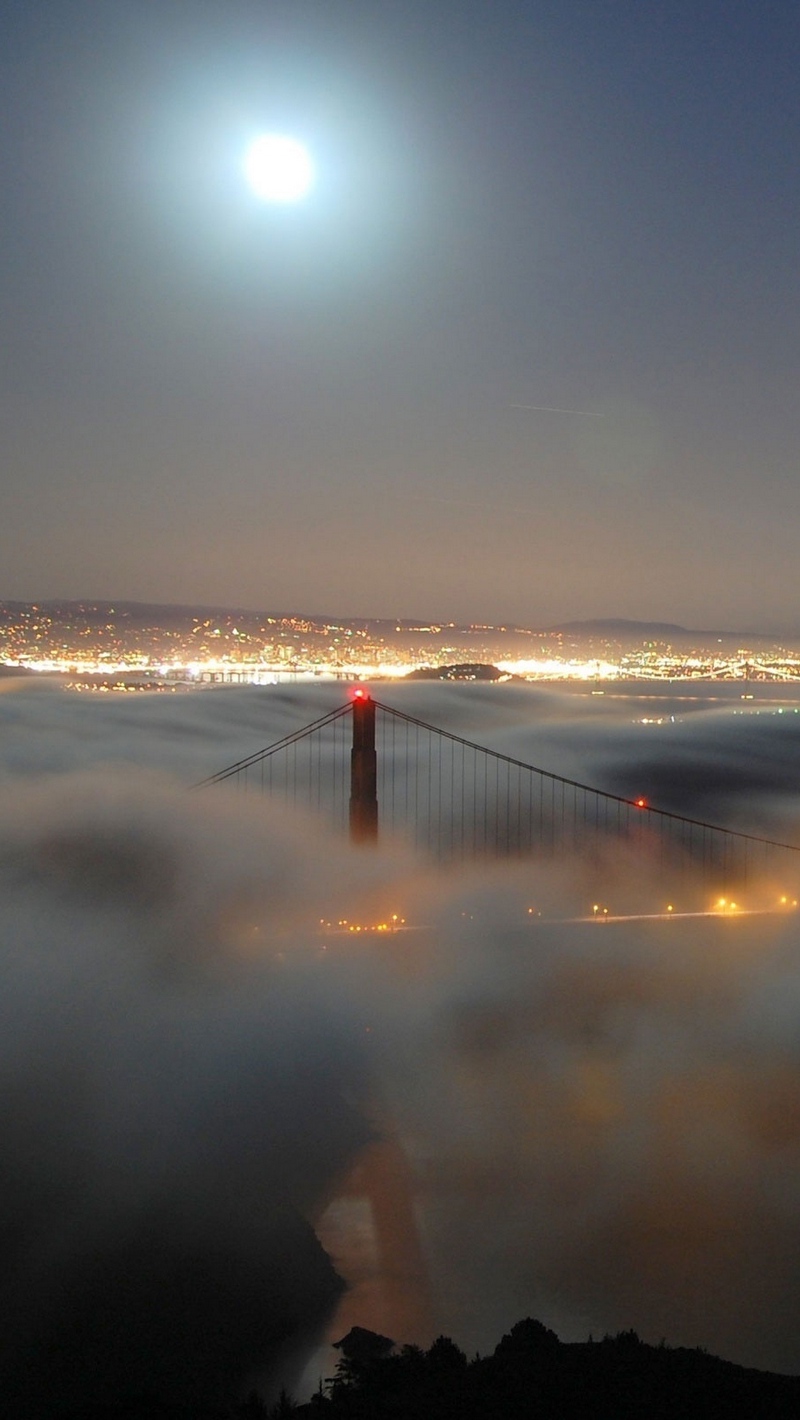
[509,403,605,417]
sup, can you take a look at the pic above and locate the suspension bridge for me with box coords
[196,689,800,893]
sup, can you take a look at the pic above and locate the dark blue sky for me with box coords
[1,1,798,628]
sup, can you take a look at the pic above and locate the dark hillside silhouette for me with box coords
[22,1314,800,1417]
[296,1318,800,1420]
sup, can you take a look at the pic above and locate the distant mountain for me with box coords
[0,602,792,646]
[545,618,788,644]
[0,603,703,639]
[547,618,692,636]
[0,600,525,635]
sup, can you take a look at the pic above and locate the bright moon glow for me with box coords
[243,134,315,203]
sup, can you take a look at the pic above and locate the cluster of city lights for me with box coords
[314,894,799,942]
[319,915,406,934]
[8,602,800,687]
[539,896,800,923]
[713,895,798,913]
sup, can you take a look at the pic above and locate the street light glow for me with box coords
[243,133,315,203]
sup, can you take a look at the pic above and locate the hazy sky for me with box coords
[1,0,799,629]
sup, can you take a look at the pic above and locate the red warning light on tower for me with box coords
[351,686,369,701]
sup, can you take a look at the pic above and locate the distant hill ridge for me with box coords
[546,618,791,644]
[0,601,786,642]
[548,618,691,635]
[0,600,528,634]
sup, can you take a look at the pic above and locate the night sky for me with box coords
[1,1,798,630]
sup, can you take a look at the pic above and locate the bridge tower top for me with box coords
[349,688,378,845]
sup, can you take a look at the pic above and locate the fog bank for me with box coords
[1,680,800,1404]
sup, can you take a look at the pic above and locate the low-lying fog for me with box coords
[2,677,800,1410]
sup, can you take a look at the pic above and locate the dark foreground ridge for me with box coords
[309,1321,800,1420]
[54,1318,800,1419]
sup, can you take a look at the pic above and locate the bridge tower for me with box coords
[350,689,378,844]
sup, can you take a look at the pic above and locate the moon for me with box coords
[243,134,315,203]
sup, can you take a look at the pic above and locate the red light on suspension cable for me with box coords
[635,797,647,808]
